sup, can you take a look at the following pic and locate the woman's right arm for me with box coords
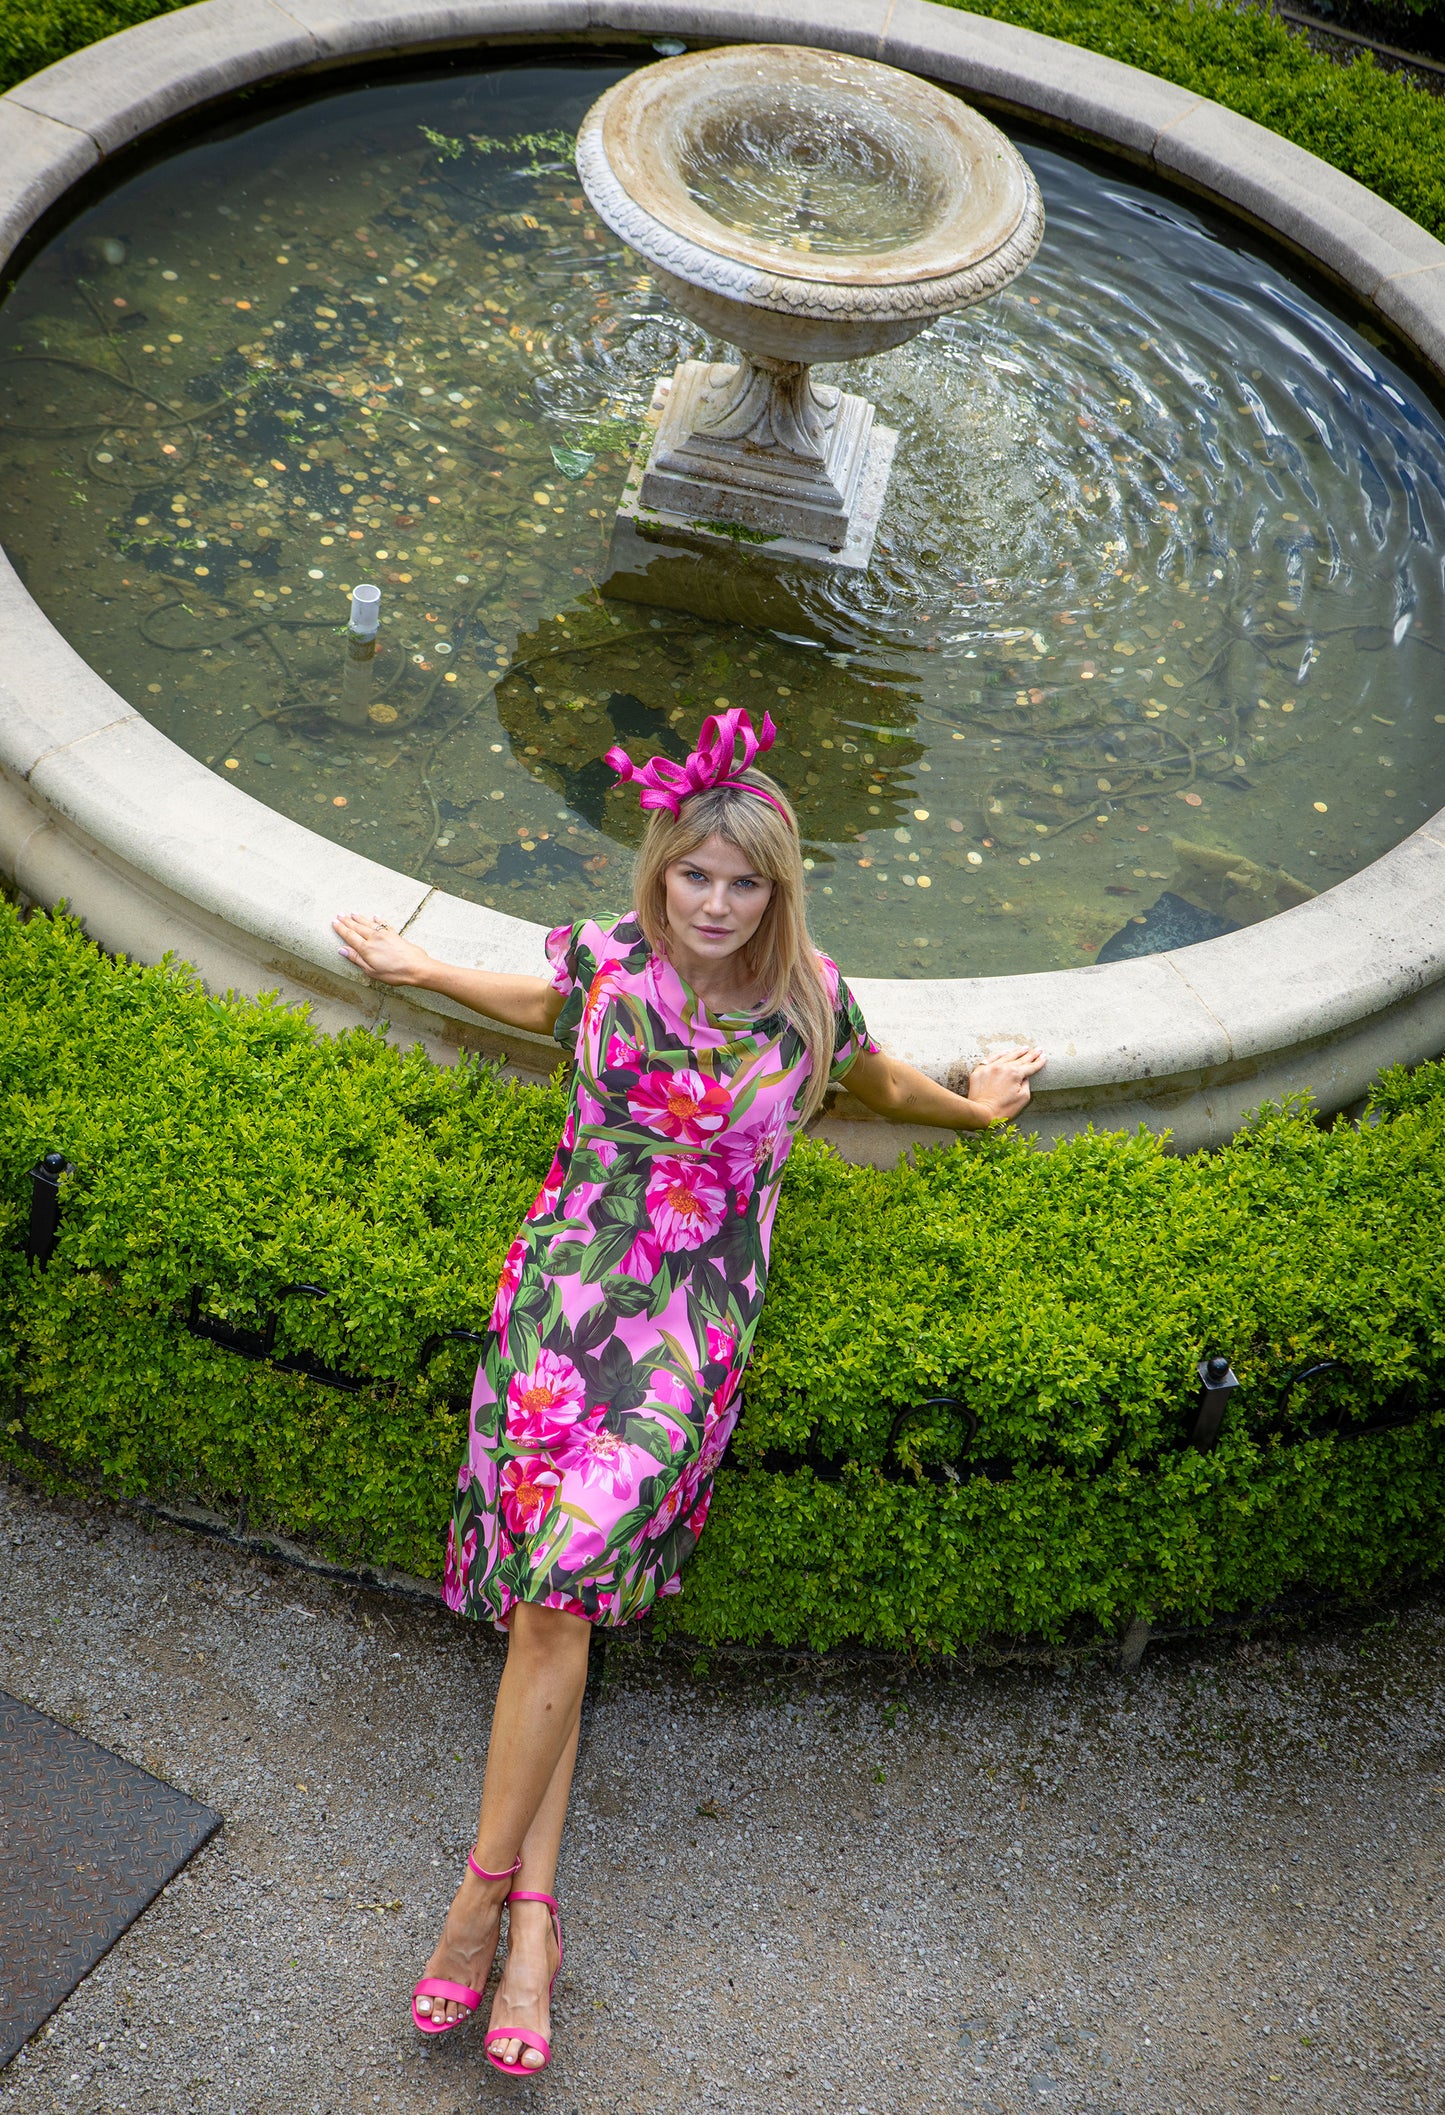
[332,912,566,1036]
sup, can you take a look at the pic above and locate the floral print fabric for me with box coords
[444,913,876,1629]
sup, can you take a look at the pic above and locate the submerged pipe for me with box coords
[335,582,381,727]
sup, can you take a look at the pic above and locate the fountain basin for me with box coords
[578,45,1041,571]
[575,44,1044,364]
[0,0,1443,1161]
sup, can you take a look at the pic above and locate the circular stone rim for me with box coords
[588,43,1038,288]
[576,96,1045,325]
[0,0,1443,1158]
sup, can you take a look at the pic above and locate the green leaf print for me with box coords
[621,1417,678,1468]
[596,1336,641,1404]
[539,1240,586,1276]
[578,1223,636,1281]
[598,1274,653,1318]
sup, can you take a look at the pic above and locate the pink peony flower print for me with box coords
[489,1235,529,1342]
[627,1068,733,1145]
[699,1395,739,1475]
[705,1323,737,1368]
[645,1155,728,1252]
[712,1112,785,1209]
[443,1521,477,1609]
[605,1032,644,1075]
[584,962,626,1031]
[530,1150,566,1219]
[619,1226,663,1281]
[500,1456,561,1537]
[685,1486,713,1538]
[555,1416,643,1499]
[506,1349,588,1446]
[644,1462,701,1540]
[560,1520,610,1571]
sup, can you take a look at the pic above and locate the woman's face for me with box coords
[663,833,775,967]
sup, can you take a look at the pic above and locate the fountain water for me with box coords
[575,46,1043,589]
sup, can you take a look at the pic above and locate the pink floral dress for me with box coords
[443,913,877,1629]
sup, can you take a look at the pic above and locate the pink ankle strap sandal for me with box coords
[483,1889,565,2075]
[410,1851,522,2037]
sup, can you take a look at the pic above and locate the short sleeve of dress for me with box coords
[821,957,879,1084]
[545,920,597,1055]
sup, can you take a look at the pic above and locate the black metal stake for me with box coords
[1189,1354,1240,1451]
[26,1153,69,1268]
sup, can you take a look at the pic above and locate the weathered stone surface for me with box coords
[1153,97,1445,303]
[0,552,138,781]
[576,42,1044,362]
[0,102,97,271]
[1375,263,1445,385]
[278,0,588,57]
[879,0,1202,158]
[4,0,317,156]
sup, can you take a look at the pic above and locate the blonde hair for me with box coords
[631,770,836,1122]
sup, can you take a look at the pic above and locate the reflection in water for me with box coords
[1,58,1443,977]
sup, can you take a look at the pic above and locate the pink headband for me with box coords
[605,707,790,821]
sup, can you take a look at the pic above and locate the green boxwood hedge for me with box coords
[3,902,1443,1651]
[950,0,1445,244]
[3,2,1443,249]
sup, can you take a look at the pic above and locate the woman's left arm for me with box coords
[842,1044,1045,1130]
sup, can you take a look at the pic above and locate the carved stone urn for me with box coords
[576,44,1044,567]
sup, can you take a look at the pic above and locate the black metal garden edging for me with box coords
[24,1153,68,1267]
[19,1151,1444,1478]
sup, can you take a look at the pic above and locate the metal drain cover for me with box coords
[0,1691,222,2066]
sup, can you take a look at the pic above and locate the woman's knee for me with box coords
[508,1601,592,1662]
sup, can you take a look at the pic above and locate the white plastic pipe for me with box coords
[349,582,381,637]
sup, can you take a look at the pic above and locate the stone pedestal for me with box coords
[601,374,897,634]
[639,354,887,554]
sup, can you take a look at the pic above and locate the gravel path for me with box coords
[2,1469,1442,2114]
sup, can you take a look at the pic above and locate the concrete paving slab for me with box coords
[0,1471,1441,2113]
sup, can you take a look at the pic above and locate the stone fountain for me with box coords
[576,44,1044,599]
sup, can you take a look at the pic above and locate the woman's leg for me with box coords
[415,1603,591,2025]
[485,1696,582,2068]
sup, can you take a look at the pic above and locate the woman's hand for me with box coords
[966,1044,1046,1124]
[841,1043,1046,1130]
[331,913,566,1035]
[333,912,432,987]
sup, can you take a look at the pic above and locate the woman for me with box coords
[333,708,1043,2075]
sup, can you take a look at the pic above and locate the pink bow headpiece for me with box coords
[605,706,788,819]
